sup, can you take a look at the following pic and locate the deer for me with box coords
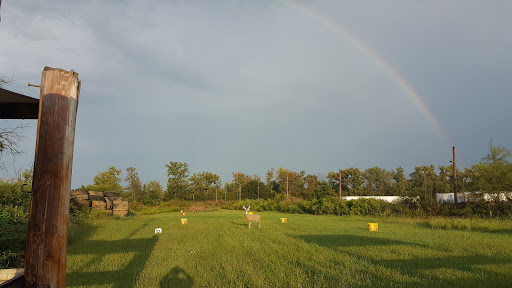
[181,210,186,216]
[243,205,261,229]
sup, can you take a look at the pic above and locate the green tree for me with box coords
[459,168,471,192]
[241,175,267,200]
[392,166,409,196]
[232,171,252,201]
[481,139,512,165]
[327,168,365,196]
[469,163,512,192]
[314,180,335,199]
[409,165,436,202]
[435,165,452,195]
[467,140,512,192]
[81,166,123,193]
[125,167,143,202]
[189,171,220,201]
[142,180,164,205]
[266,168,275,194]
[275,168,304,199]
[327,170,342,195]
[224,182,240,201]
[165,161,190,200]
[242,179,262,200]
[363,167,394,196]
[339,168,364,195]
[302,174,321,199]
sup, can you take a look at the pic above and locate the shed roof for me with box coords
[0,87,39,119]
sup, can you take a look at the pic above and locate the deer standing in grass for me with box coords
[243,206,260,229]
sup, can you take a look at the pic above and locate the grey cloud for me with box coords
[1,0,511,186]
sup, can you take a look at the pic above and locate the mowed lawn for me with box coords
[66,210,512,288]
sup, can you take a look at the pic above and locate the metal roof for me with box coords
[0,87,39,119]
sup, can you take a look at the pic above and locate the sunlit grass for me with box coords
[66,211,512,287]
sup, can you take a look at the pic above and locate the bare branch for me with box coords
[0,121,30,159]
[0,74,14,87]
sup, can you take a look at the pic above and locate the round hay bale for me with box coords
[71,190,88,196]
[71,194,90,200]
[88,191,104,197]
[113,200,129,210]
[71,199,91,208]
[91,200,107,210]
[105,197,113,210]
[104,192,120,198]
[89,195,106,202]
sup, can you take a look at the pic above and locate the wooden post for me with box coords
[25,67,80,288]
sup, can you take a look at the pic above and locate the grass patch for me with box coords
[419,217,512,233]
[66,211,512,287]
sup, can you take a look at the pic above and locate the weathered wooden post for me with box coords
[24,67,80,288]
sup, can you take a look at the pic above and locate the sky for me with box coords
[1,0,511,189]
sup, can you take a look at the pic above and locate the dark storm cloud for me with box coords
[1,0,511,185]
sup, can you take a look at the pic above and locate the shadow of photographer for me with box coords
[160,266,194,288]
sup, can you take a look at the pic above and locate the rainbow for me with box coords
[278,0,445,139]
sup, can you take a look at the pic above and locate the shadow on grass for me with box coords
[296,234,512,287]
[66,219,159,288]
[350,251,512,287]
[295,234,428,249]
[160,266,194,288]
[376,254,512,272]
[230,221,248,228]
[416,222,512,235]
[68,223,98,246]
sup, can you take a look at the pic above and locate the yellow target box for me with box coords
[368,223,378,231]
[181,219,188,224]
[249,212,253,215]
[280,218,287,223]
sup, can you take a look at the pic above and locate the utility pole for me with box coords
[286,173,289,199]
[25,67,80,288]
[421,170,427,202]
[257,183,260,200]
[452,146,458,204]
[237,171,241,202]
[339,172,342,200]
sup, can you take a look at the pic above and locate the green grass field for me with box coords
[66,210,512,288]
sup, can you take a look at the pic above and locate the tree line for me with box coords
[76,139,512,205]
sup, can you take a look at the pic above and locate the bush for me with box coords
[0,204,29,223]
[349,198,392,216]
[0,180,30,268]
[0,251,24,269]
[151,195,512,219]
